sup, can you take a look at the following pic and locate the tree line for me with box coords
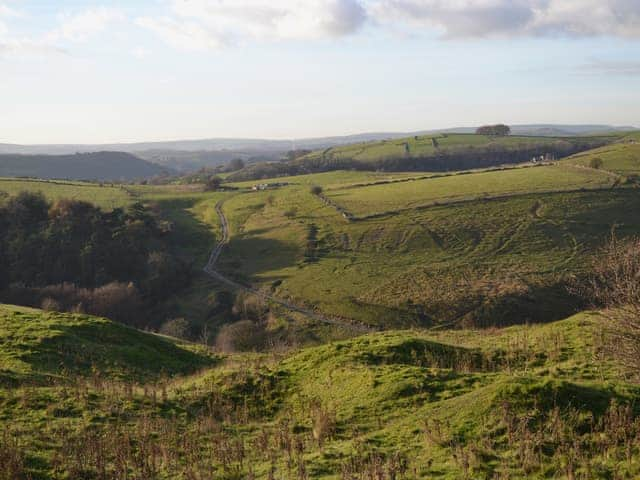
[227,138,609,182]
[0,192,191,327]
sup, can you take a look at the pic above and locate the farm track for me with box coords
[203,199,373,333]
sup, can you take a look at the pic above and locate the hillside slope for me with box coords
[0,304,214,384]
[229,133,616,181]
[0,151,171,181]
[3,309,640,478]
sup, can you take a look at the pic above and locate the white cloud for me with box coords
[49,6,124,43]
[0,3,65,56]
[138,0,367,50]
[0,5,122,57]
[136,16,225,51]
[369,0,640,38]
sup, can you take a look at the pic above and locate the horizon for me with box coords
[2,122,638,147]
[1,0,639,144]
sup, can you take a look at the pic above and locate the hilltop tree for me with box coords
[476,124,511,136]
[310,185,323,196]
[205,176,223,191]
[589,157,604,169]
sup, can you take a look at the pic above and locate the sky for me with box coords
[1,0,639,144]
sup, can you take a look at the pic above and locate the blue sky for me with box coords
[1,0,639,143]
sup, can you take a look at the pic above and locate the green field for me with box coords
[564,141,640,176]
[298,132,617,163]
[0,178,133,210]
[2,304,640,478]
[218,183,640,327]
[4,138,640,478]
[323,164,614,217]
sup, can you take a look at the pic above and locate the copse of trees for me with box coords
[475,124,511,136]
[0,192,192,327]
[205,175,223,191]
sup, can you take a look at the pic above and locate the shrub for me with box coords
[577,235,640,380]
[589,157,604,169]
[310,185,323,195]
[159,318,191,339]
[215,320,266,352]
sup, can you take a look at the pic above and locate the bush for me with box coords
[9,282,145,327]
[215,320,266,352]
[577,235,640,380]
[589,157,604,169]
[41,297,61,312]
[159,318,191,339]
[310,185,323,195]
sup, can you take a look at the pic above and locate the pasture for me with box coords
[217,170,640,327]
[0,177,133,209]
[563,141,640,175]
[2,304,640,479]
[298,132,618,164]
[323,164,614,217]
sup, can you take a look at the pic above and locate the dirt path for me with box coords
[203,200,372,333]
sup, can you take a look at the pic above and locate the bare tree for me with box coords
[577,234,640,378]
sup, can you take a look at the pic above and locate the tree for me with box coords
[589,157,604,169]
[205,176,223,191]
[476,124,511,136]
[576,235,640,380]
[310,185,323,196]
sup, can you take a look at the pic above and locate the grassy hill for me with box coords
[216,163,640,328]
[0,304,214,385]
[0,177,134,210]
[0,151,171,181]
[2,306,640,478]
[562,134,640,177]
[229,133,617,181]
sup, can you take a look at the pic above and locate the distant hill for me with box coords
[227,132,618,181]
[1,125,635,172]
[0,151,172,181]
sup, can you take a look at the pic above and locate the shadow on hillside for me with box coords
[219,236,301,281]
[153,197,219,264]
[24,320,215,383]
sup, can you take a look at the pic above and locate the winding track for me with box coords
[203,200,372,333]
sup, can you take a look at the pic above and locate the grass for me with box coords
[0,304,214,385]
[4,158,640,331]
[323,164,614,217]
[217,175,640,327]
[0,177,133,210]
[3,306,640,478]
[297,132,619,164]
[563,141,640,176]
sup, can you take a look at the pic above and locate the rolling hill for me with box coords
[0,151,172,181]
[2,304,640,478]
[2,125,634,173]
[228,133,618,181]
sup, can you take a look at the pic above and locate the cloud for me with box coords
[138,0,367,50]
[49,6,124,43]
[0,3,65,56]
[0,5,122,57]
[369,0,640,38]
